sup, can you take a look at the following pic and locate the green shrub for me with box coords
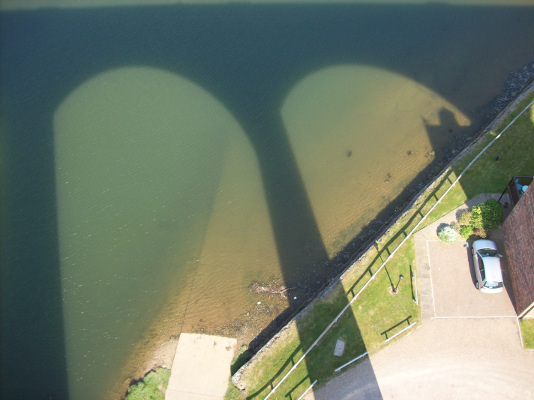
[471,199,502,229]
[460,225,474,239]
[458,211,472,226]
[126,368,171,400]
[470,206,483,228]
[437,225,459,243]
[472,227,487,239]
[485,199,503,228]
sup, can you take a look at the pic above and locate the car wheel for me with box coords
[475,282,479,289]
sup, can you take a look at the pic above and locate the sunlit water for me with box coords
[2,2,534,399]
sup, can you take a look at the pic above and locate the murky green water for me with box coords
[2,2,534,399]
[54,67,237,395]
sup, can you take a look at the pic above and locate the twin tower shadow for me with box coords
[1,2,534,399]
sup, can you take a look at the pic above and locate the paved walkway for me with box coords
[306,194,534,400]
[414,193,516,321]
[165,333,236,400]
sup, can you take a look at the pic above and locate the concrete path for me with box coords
[305,194,534,400]
[165,333,236,400]
[416,194,516,320]
[309,318,533,400]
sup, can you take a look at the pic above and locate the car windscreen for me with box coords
[478,249,499,257]
[484,281,503,289]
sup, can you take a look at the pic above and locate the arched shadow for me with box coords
[1,2,534,399]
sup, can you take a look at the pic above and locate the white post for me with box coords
[384,322,417,343]
[262,97,534,400]
[296,380,317,400]
[413,270,419,305]
[334,352,369,373]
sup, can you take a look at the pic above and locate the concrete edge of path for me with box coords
[414,193,504,322]
[166,333,237,400]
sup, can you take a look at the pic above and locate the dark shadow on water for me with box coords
[0,106,69,398]
[1,3,534,399]
[423,108,474,164]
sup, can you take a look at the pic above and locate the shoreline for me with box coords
[230,78,534,391]
[117,72,534,398]
[1,3,533,399]
[121,77,534,397]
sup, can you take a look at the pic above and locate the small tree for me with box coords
[437,225,459,243]
[458,211,472,226]
[460,225,474,239]
[472,227,488,238]
[471,199,502,229]
[457,199,502,239]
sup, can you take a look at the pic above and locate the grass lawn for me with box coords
[227,92,534,400]
[520,319,534,349]
[425,93,534,224]
[228,240,418,400]
[125,367,170,400]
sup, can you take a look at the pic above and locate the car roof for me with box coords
[481,256,503,283]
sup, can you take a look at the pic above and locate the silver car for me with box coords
[471,239,504,293]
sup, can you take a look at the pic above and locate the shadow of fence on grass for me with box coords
[410,264,417,303]
[245,345,304,400]
[246,167,461,399]
[380,316,412,341]
[284,374,311,400]
[343,167,457,303]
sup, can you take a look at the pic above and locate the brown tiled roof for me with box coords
[502,184,534,317]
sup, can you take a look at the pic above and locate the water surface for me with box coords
[1,2,534,399]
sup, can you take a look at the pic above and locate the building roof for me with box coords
[502,182,534,318]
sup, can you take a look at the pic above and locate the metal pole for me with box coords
[384,322,417,343]
[296,380,317,400]
[413,270,419,305]
[262,96,534,400]
[497,178,511,203]
[334,352,369,373]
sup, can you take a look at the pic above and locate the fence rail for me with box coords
[262,95,534,400]
[384,322,417,343]
[334,352,369,373]
[296,380,317,400]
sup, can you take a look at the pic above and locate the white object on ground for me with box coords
[334,339,346,357]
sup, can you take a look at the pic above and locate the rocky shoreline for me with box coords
[231,77,534,391]
[125,70,534,399]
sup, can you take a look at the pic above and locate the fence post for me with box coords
[296,380,317,400]
[384,322,417,343]
[413,270,419,305]
[334,352,369,373]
